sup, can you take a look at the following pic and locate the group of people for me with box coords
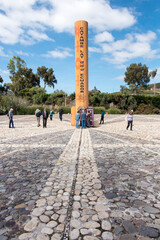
[76,109,106,129]
[35,107,64,128]
[7,107,134,130]
[76,109,91,128]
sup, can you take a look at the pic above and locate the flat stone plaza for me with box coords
[0,114,160,240]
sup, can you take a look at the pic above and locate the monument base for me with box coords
[71,106,76,126]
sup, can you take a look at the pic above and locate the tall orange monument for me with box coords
[71,20,89,126]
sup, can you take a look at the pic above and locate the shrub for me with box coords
[152,96,160,109]
[17,106,50,115]
[0,109,6,115]
[107,108,122,114]
[93,107,106,114]
[0,95,29,114]
[133,95,152,106]
[135,103,159,114]
[57,106,71,114]
[69,92,75,101]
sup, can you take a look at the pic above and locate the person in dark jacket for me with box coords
[59,107,63,121]
[76,110,80,128]
[9,108,14,128]
[81,110,87,128]
[87,112,91,128]
[99,110,105,124]
[50,109,53,120]
[42,108,49,128]
[35,109,41,127]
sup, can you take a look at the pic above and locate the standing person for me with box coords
[50,109,53,120]
[87,111,91,128]
[99,110,105,124]
[35,109,41,127]
[126,110,133,131]
[9,108,14,128]
[42,108,49,128]
[81,110,87,128]
[75,110,80,128]
[59,107,63,121]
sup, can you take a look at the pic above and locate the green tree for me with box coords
[0,75,4,93]
[69,92,75,101]
[7,56,40,95]
[0,75,8,94]
[124,63,157,93]
[120,85,129,94]
[7,56,26,94]
[29,87,48,104]
[37,66,57,90]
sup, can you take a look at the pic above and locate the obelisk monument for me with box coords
[71,20,89,126]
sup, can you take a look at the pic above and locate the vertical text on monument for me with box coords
[80,26,84,93]
[75,20,88,109]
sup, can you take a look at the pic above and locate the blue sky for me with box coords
[0,0,160,94]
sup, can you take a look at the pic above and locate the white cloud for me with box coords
[88,47,101,53]
[135,31,156,42]
[15,50,30,56]
[100,31,159,65]
[27,29,54,42]
[43,48,73,58]
[0,0,136,44]
[113,75,124,81]
[95,31,114,43]
[0,69,9,75]
[0,46,9,57]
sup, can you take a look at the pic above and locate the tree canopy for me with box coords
[7,56,40,95]
[37,66,57,90]
[0,75,8,94]
[124,63,157,93]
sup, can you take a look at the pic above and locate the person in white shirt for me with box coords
[126,110,133,130]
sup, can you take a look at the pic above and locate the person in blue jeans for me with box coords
[76,110,80,128]
[100,110,105,124]
[81,110,87,128]
[9,108,14,128]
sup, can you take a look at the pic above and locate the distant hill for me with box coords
[148,82,160,89]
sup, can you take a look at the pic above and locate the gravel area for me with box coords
[0,114,160,240]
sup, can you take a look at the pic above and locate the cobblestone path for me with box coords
[0,115,160,240]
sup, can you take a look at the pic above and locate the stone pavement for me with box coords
[0,114,160,240]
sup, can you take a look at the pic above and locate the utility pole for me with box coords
[65,93,66,107]
[154,82,156,96]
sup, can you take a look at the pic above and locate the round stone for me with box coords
[72,211,80,218]
[83,236,99,240]
[98,211,109,219]
[70,229,80,240]
[41,227,54,235]
[39,215,50,223]
[32,208,45,217]
[24,217,38,232]
[46,221,58,228]
[83,221,100,229]
[102,232,113,240]
[95,204,108,212]
[74,196,81,201]
[36,235,50,240]
[102,220,112,231]
[71,219,82,228]
[51,234,61,240]
[19,233,33,240]
[56,224,64,232]
[36,199,46,207]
